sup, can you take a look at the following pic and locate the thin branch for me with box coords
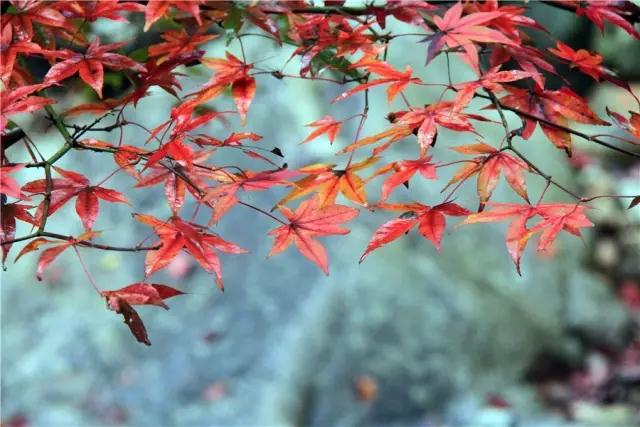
[1,231,160,252]
[474,92,640,159]
[73,245,102,294]
[1,127,27,151]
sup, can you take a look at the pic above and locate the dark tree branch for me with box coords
[1,128,27,151]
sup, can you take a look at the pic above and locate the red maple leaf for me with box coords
[606,107,640,143]
[106,297,151,345]
[490,44,556,89]
[371,0,437,29]
[341,102,482,156]
[203,168,297,224]
[375,156,438,201]
[21,166,129,230]
[302,115,343,144]
[42,36,146,98]
[133,214,246,290]
[470,0,547,41]
[0,84,54,134]
[13,230,100,280]
[135,151,214,214]
[454,65,535,109]
[101,283,185,310]
[268,197,359,274]
[144,0,204,32]
[334,24,379,58]
[56,0,145,23]
[129,51,204,105]
[464,202,592,273]
[1,201,35,266]
[0,163,28,200]
[548,41,633,95]
[496,86,609,154]
[333,59,422,103]
[1,0,68,42]
[0,22,48,83]
[101,282,186,345]
[148,29,216,62]
[422,2,517,73]
[187,52,255,124]
[361,201,470,260]
[447,142,530,209]
[576,1,640,39]
[60,0,145,22]
[276,157,379,208]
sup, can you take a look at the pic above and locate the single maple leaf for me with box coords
[106,297,151,345]
[376,156,438,201]
[0,84,55,134]
[231,76,256,125]
[244,6,283,45]
[101,283,185,310]
[302,115,343,144]
[341,103,482,156]
[148,29,216,62]
[76,139,149,180]
[548,41,632,94]
[112,144,148,179]
[56,0,145,23]
[454,65,535,109]
[1,0,68,42]
[333,59,422,103]
[496,86,609,154]
[268,197,359,274]
[334,23,380,58]
[0,163,28,200]
[531,203,593,253]
[193,132,263,148]
[17,230,101,280]
[144,0,204,32]
[464,202,592,273]
[465,202,537,273]
[576,2,640,39]
[143,138,194,172]
[361,201,470,260]
[448,142,530,208]
[203,168,297,224]
[1,202,35,266]
[195,132,278,165]
[421,2,517,74]
[276,157,379,208]
[371,0,437,29]
[61,98,124,118]
[186,53,255,123]
[606,107,640,143]
[136,150,222,214]
[129,51,204,105]
[134,214,246,290]
[0,22,49,83]
[21,166,129,230]
[470,0,547,41]
[42,36,146,98]
[490,44,556,89]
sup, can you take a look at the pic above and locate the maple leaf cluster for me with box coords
[1,0,639,345]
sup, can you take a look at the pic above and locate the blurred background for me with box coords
[2,2,640,426]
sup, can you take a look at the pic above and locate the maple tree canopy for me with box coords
[1,0,639,345]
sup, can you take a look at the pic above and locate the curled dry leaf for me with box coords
[101,283,185,310]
